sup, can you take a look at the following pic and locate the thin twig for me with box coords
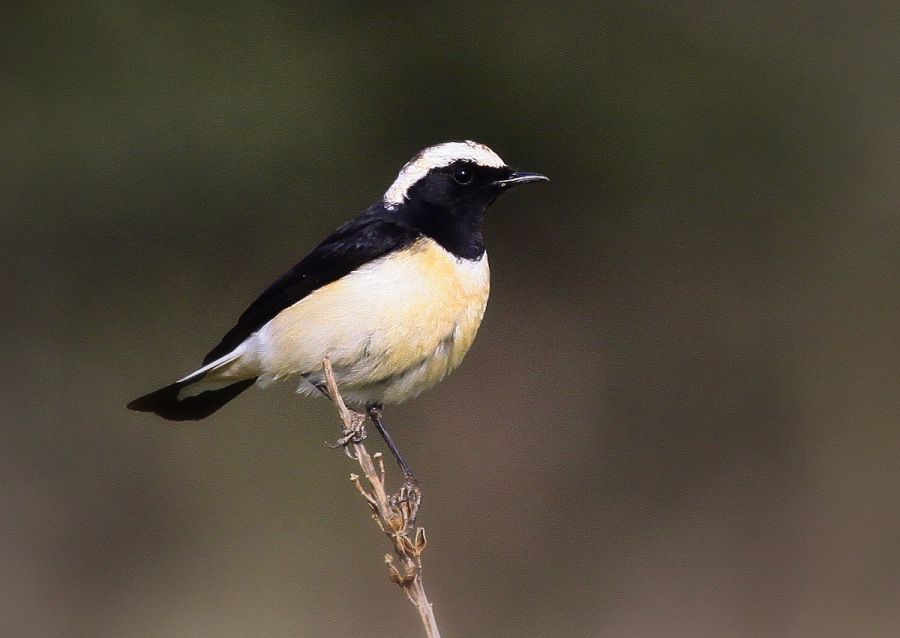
[322,358,441,638]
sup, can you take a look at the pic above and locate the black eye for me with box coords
[452,164,474,185]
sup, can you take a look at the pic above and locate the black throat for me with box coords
[397,200,486,260]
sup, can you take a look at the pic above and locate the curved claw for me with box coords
[327,421,368,455]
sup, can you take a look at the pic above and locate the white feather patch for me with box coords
[176,342,248,384]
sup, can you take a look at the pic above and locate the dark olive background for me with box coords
[3,3,898,637]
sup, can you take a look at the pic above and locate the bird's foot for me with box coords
[392,473,422,528]
[327,408,368,458]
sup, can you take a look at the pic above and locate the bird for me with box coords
[127,140,548,476]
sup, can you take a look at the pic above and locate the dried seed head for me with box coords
[385,555,404,585]
[415,527,427,555]
[388,514,404,533]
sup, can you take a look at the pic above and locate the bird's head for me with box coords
[383,140,548,212]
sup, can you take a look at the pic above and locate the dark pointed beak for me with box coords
[494,171,549,188]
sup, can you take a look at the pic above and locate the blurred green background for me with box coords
[3,2,899,637]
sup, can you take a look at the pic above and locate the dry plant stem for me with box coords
[322,358,441,638]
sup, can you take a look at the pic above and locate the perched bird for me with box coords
[128,140,547,475]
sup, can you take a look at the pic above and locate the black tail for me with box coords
[127,377,257,421]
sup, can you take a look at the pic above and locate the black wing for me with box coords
[202,204,419,364]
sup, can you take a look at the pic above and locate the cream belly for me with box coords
[231,237,490,405]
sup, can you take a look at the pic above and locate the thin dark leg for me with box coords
[366,403,415,479]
